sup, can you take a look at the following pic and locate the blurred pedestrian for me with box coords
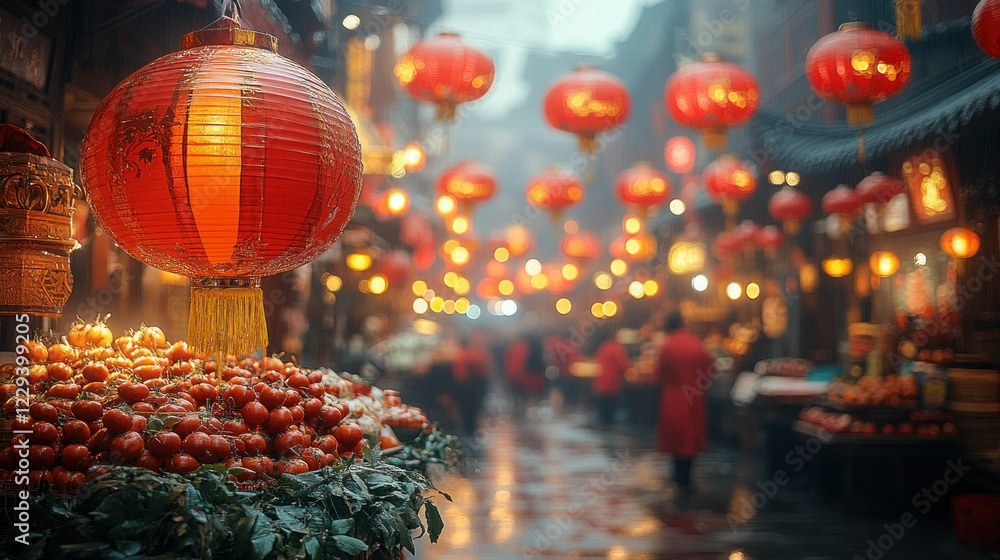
[593,327,631,426]
[453,334,493,437]
[654,311,715,497]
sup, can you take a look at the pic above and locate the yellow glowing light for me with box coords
[525,258,542,276]
[822,257,854,278]
[727,282,742,300]
[746,282,760,300]
[594,272,613,290]
[530,274,548,290]
[455,277,471,295]
[385,187,409,215]
[443,271,458,287]
[369,274,388,295]
[591,302,605,318]
[411,280,427,296]
[786,172,800,186]
[561,263,579,281]
[768,170,786,185]
[629,281,645,299]
[602,301,618,317]
[342,14,360,30]
[430,297,445,313]
[324,275,343,292]
[625,238,641,255]
[451,247,470,265]
[494,247,510,262]
[346,253,373,272]
[668,241,706,274]
[623,216,642,235]
[450,215,470,235]
[442,239,460,254]
[610,259,628,277]
[564,219,579,234]
[940,226,981,259]
[358,279,370,293]
[498,279,514,296]
[413,298,428,314]
[692,274,709,292]
[401,142,425,172]
[556,298,572,314]
[436,194,457,215]
[643,279,659,297]
[869,251,900,277]
[455,298,470,314]
[799,263,818,292]
[322,291,336,304]
[669,198,686,215]
[423,288,436,301]
[443,300,456,314]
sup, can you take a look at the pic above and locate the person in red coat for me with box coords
[593,329,631,425]
[654,311,715,496]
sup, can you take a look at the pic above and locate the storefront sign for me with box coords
[902,150,955,225]
[0,7,53,91]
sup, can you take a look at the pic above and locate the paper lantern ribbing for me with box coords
[394,33,495,121]
[664,54,759,151]
[543,66,631,155]
[80,18,363,360]
[615,163,672,215]
[526,167,585,221]
[973,0,1000,58]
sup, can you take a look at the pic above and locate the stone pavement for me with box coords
[413,397,997,560]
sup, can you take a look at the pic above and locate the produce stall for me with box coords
[0,319,459,558]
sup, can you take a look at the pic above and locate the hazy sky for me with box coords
[431,0,665,119]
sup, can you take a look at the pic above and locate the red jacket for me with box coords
[454,346,492,382]
[653,329,714,457]
[593,339,630,395]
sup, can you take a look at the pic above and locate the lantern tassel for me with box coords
[188,282,268,378]
[858,130,867,165]
[895,0,921,41]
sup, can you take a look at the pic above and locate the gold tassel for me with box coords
[187,282,268,379]
[896,0,922,41]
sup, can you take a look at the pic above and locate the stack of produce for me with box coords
[799,406,957,437]
[827,374,920,407]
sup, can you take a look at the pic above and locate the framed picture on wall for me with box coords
[902,148,957,225]
[0,6,54,91]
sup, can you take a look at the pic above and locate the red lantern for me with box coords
[505,225,533,257]
[394,33,495,121]
[561,233,601,262]
[543,66,631,155]
[414,244,436,271]
[974,0,1000,58]
[856,172,904,206]
[702,154,757,221]
[545,264,575,294]
[615,163,672,215]
[940,226,982,259]
[378,250,411,286]
[822,185,862,233]
[437,161,496,213]
[526,167,585,221]
[806,23,911,128]
[769,187,814,234]
[732,220,760,253]
[664,136,697,174]
[80,17,362,359]
[755,226,785,257]
[664,54,759,151]
[711,230,741,260]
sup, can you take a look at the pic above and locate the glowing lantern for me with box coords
[615,163,672,215]
[821,185,862,234]
[346,253,373,272]
[664,54,760,151]
[380,187,410,217]
[79,16,363,359]
[806,23,911,160]
[505,225,533,257]
[543,66,631,155]
[856,172,904,206]
[940,226,981,259]
[822,257,854,278]
[667,241,706,274]
[711,230,740,261]
[732,220,760,254]
[769,187,813,234]
[755,225,785,258]
[703,154,757,221]
[610,234,657,261]
[974,0,1000,58]
[437,161,496,214]
[664,136,697,174]
[561,232,601,262]
[869,251,900,277]
[526,167,585,222]
[401,142,426,172]
[394,33,495,121]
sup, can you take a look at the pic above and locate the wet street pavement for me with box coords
[413,394,997,560]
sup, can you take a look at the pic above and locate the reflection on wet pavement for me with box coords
[414,396,993,560]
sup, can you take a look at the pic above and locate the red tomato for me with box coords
[223,385,255,410]
[283,391,301,408]
[225,458,256,482]
[289,406,305,424]
[82,362,109,383]
[28,469,53,486]
[171,416,202,439]
[61,420,91,444]
[189,383,218,406]
[277,458,309,475]
[145,431,181,460]
[287,373,309,389]
[131,415,148,433]
[273,430,307,456]
[132,450,162,472]
[132,401,156,413]
[31,422,59,446]
[258,386,285,409]
[319,406,343,428]
[195,417,223,435]
[60,444,91,470]
[307,372,323,384]
[28,445,55,469]
[82,381,108,396]
[71,400,103,422]
[134,364,163,381]
[307,383,326,399]
[157,403,187,414]
[118,382,150,403]
[45,383,80,400]
[102,409,133,435]
[300,447,327,470]
[316,435,339,455]
[183,432,216,463]
[265,407,293,434]
[302,398,324,420]
[236,433,268,457]
[167,454,199,473]
[29,402,58,423]
[110,432,144,463]
[166,341,193,362]
[334,423,364,449]
[337,403,351,418]
[242,456,275,478]
[46,362,74,382]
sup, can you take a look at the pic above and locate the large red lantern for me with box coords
[822,185,862,234]
[664,54,759,152]
[526,167,584,222]
[543,66,631,155]
[856,172,904,206]
[755,225,785,258]
[806,23,911,159]
[974,0,1000,58]
[80,17,362,359]
[664,136,697,174]
[437,161,496,214]
[732,220,760,255]
[769,187,814,234]
[394,33,495,121]
[615,163,672,215]
[702,154,757,222]
[561,232,601,262]
[711,230,741,260]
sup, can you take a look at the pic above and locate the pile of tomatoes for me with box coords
[0,320,376,491]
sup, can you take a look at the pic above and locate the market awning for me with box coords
[749,57,1000,174]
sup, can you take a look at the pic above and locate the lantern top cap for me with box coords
[182,16,278,52]
[574,64,600,72]
[839,22,872,32]
[436,31,462,38]
[698,52,724,63]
